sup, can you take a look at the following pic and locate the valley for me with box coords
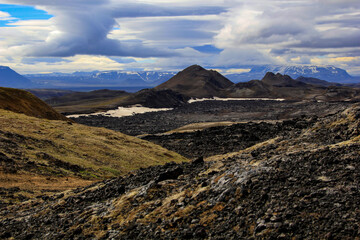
[1,103,359,239]
[73,100,352,136]
[0,64,360,239]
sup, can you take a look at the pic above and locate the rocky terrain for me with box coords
[141,117,317,158]
[74,100,353,136]
[1,103,359,239]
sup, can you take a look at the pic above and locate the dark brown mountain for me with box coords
[296,76,341,87]
[155,65,234,98]
[119,89,190,108]
[27,89,74,100]
[45,89,131,114]
[261,72,308,87]
[0,87,69,121]
[228,72,360,101]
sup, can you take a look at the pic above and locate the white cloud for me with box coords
[0,0,359,74]
[0,0,225,58]
[0,10,15,20]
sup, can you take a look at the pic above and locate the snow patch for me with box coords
[188,97,285,103]
[67,105,173,118]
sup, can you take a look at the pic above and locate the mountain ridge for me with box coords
[155,65,234,98]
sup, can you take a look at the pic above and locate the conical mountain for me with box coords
[155,65,234,98]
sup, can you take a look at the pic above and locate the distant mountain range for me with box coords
[0,64,359,90]
[25,70,177,88]
[226,65,358,83]
[157,65,360,101]
[44,65,360,114]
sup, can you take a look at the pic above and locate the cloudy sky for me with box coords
[0,0,359,75]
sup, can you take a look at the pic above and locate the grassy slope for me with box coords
[46,90,131,114]
[0,87,69,121]
[0,109,188,201]
[52,95,130,114]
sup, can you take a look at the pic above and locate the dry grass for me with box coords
[0,172,95,200]
[0,109,188,198]
[165,122,240,133]
[166,120,282,134]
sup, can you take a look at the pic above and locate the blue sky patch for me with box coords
[0,4,52,27]
[192,45,223,54]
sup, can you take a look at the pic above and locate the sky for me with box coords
[0,0,359,75]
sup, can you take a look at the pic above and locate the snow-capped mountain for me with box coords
[24,65,358,89]
[226,65,355,83]
[26,70,176,88]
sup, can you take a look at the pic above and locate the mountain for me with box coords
[45,89,188,114]
[295,76,340,87]
[27,89,74,100]
[23,65,358,89]
[119,89,190,108]
[155,65,234,98]
[26,70,176,88]
[45,89,131,114]
[0,66,34,88]
[228,72,360,101]
[226,65,355,83]
[228,72,316,99]
[2,104,359,239]
[0,87,69,121]
[0,109,187,205]
[261,72,308,87]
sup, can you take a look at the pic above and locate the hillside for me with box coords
[46,89,131,114]
[0,109,188,205]
[47,89,189,114]
[27,89,74,100]
[118,89,190,108]
[1,104,359,239]
[155,65,234,98]
[0,66,34,89]
[0,87,69,121]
